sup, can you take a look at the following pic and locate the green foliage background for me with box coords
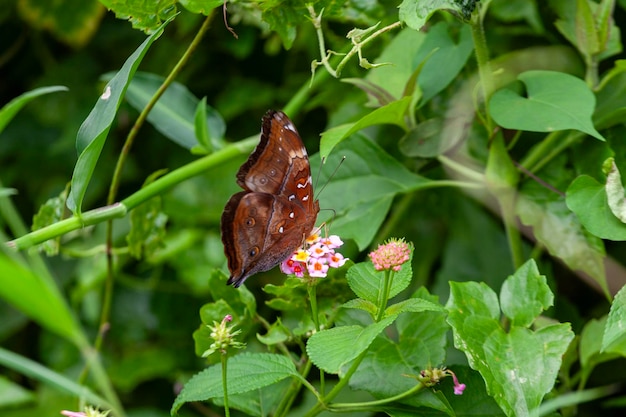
[2,0,626,416]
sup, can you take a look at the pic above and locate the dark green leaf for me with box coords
[0,86,68,134]
[602,285,626,354]
[99,0,177,32]
[31,188,68,256]
[66,17,174,214]
[566,175,626,240]
[171,353,301,414]
[489,70,604,140]
[306,316,396,374]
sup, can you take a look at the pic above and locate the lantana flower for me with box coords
[369,238,411,272]
[202,314,246,357]
[415,367,466,396]
[61,406,110,417]
[280,233,347,279]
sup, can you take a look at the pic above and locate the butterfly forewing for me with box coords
[221,110,320,287]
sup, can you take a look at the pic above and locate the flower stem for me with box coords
[307,283,326,395]
[376,270,393,322]
[221,354,230,417]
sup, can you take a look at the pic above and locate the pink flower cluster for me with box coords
[280,234,347,278]
[369,238,411,272]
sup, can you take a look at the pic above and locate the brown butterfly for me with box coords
[220,110,320,287]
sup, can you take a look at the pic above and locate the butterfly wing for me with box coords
[221,192,314,287]
[221,110,320,287]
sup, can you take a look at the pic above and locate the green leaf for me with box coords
[306,316,396,375]
[171,353,301,415]
[447,270,574,417]
[489,70,605,140]
[0,86,68,134]
[319,97,412,159]
[346,252,413,306]
[575,0,601,56]
[579,317,618,388]
[0,375,35,408]
[258,0,311,49]
[384,297,444,317]
[126,171,168,259]
[99,0,178,32]
[315,135,432,250]
[118,72,226,151]
[594,60,626,130]
[602,284,626,354]
[350,310,449,401]
[365,22,472,150]
[66,17,173,215]
[500,260,553,327]
[17,0,105,47]
[518,181,608,295]
[31,187,68,256]
[399,0,478,31]
[566,175,626,240]
[179,0,222,15]
[341,298,378,316]
[0,254,83,346]
[603,158,626,222]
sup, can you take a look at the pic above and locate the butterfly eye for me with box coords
[245,217,255,227]
[249,247,259,257]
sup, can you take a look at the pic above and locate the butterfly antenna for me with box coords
[314,155,346,200]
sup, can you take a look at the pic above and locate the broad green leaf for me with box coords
[414,22,473,105]
[118,72,226,151]
[365,22,473,106]
[602,284,626,354]
[349,309,449,407]
[399,0,478,30]
[17,0,105,47]
[518,181,608,295]
[483,325,574,416]
[0,254,83,346]
[346,250,413,306]
[171,353,301,415]
[31,187,68,256]
[500,260,553,328]
[66,17,173,215]
[489,70,604,140]
[0,86,68,134]
[314,135,432,250]
[99,0,177,32]
[306,316,396,375]
[566,175,626,240]
[319,96,412,159]
[447,275,574,417]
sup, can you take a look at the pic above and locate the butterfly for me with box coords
[220,110,320,287]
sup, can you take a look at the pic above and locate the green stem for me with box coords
[469,5,495,133]
[520,130,582,174]
[329,380,425,411]
[375,270,392,322]
[222,354,230,417]
[7,139,255,251]
[307,283,325,395]
[303,348,370,417]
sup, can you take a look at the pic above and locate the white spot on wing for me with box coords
[289,212,295,218]
[302,195,309,201]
